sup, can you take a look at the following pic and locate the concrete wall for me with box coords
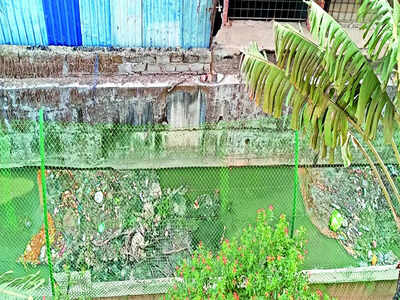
[93,296,162,300]
[0,44,397,169]
[311,281,397,300]
[0,79,258,124]
[37,266,400,300]
[93,283,399,300]
[1,73,398,169]
[308,265,399,300]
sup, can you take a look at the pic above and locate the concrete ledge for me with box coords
[34,266,400,298]
[306,265,398,284]
[89,278,175,297]
[36,277,175,298]
[213,20,365,53]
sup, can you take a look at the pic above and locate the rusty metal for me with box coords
[209,0,219,48]
[223,0,229,26]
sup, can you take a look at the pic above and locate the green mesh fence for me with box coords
[0,111,400,299]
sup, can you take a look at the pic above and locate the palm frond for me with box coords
[0,271,45,300]
[241,43,348,162]
[306,2,399,141]
[307,1,371,87]
[357,0,398,89]
[273,22,397,143]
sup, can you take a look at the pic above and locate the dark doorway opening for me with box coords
[213,1,223,36]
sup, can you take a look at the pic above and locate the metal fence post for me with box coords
[290,130,299,238]
[220,166,230,214]
[39,108,56,297]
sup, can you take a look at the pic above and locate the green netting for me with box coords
[1,113,400,299]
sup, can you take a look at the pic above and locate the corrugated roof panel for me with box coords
[0,0,213,48]
[143,0,183,48]
[0,0,48,45]
[79,0,112,46]
[182,0,213,48]
[42,0,82,46]
[110,0,142,47]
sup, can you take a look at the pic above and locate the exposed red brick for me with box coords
[67,55,95,75]
[99,53,119,74]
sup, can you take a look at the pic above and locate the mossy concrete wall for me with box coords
[308,265,398,300]
[87,281,400,300]
[93,296,162,300]
[36,266,399,299]
[1,75,398,169]
[0,45,398,169]
[311,281,397,300]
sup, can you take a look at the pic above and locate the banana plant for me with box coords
[358,0,399,92]
[358,0,400,163]
[241,1,400,229]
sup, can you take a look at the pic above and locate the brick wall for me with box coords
[0,46,212,78]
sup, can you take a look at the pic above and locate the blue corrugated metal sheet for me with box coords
[111,0,142,47]
[182,0,213,48]
[0,0,48,46]
[143,0,183,48]
[42,0,82,46]
[79,0,112,46]
[0,0,214,48]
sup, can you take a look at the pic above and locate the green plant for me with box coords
[241,0,400,229]
[164,209,331,299]
[0,270,44,300]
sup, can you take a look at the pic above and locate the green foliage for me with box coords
[0,271,44,300]
[307,1,397,141]
[187,193,223,252]
[241,2,400,166]
[53,265,91,300]
[164,209,332,300]
[357,0,399,90]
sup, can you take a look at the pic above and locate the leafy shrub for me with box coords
[164,208,331,299]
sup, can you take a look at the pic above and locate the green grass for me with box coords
[0,168,49,281]
[0,176,34,205]
[158,166,358,269]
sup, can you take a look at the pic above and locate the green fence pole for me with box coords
[39,108,56,297]
[220,167,230,213]
[290,130,299,238]
[219,166,231,242]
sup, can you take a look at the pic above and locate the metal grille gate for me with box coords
[228,0,308,21]
[227,0,360,22]
[325,0,360,22]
